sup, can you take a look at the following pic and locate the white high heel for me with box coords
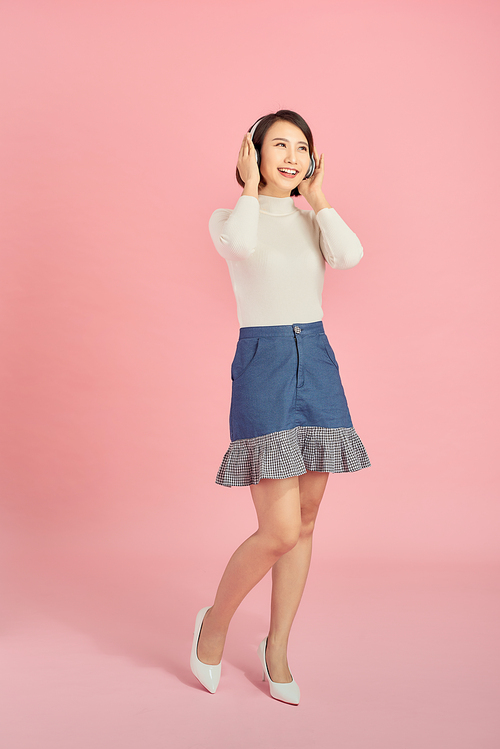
[257,638,300,705]
[190,606,221,694]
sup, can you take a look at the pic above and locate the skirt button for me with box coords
[294,326,302,334]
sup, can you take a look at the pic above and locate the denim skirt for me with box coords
[216,321,370,487]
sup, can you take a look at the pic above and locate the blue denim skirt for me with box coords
[216,321,370,487]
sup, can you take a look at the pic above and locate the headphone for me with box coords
[249,118,316,179]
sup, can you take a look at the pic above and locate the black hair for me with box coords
[235,109,314,198]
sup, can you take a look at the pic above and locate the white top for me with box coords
[209,194,364,327]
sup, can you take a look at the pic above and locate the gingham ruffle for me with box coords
[216,426,371,487]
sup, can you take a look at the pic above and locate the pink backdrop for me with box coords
[1,2,499,748]
[1,0,498,562]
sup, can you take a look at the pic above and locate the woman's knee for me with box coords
[299,502,321,538]
[265,525,301,556]
[251,477,302,555]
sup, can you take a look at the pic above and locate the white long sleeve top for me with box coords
[209,194,363,328]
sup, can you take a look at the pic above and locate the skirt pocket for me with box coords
[231,338,260,381]
[322,336,339,369]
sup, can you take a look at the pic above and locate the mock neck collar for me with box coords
[258,194,296,216]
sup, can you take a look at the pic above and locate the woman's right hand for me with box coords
[237,132,260,188]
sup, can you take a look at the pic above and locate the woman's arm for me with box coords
[315,208,364,269]
[209,198,259,259]
[209,133,261,259]
[299,149,364,269]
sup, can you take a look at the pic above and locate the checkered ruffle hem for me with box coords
[216,425,371,487]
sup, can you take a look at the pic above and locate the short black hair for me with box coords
[236,109,314,198]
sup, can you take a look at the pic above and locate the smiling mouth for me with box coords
[278,168,299,178]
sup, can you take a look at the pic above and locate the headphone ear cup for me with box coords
[305,153,315,179]
[249,118,263,170]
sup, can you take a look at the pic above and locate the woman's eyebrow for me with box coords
[271,137,308,146]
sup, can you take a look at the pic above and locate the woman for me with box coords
[190,110,370,704]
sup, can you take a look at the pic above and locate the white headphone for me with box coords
[249,117,316,179]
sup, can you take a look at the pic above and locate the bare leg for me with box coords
[197,476,302,665]
[265,471,329,683]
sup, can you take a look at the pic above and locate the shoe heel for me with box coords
[257,638,300,705]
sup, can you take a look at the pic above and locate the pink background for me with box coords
[1,1,499,747]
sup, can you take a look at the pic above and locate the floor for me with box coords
[1,549,499,749]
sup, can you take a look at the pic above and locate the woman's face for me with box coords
[258,120,311,198]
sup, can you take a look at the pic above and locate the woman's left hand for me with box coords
[298,148,330,212]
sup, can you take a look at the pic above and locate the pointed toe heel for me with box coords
[190,606,221,694]
[257,638,300,705]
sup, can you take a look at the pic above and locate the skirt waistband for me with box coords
[238,321,324,340]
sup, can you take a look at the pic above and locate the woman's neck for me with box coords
[258,187,292,199]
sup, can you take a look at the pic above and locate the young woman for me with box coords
[190,110,370,704]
